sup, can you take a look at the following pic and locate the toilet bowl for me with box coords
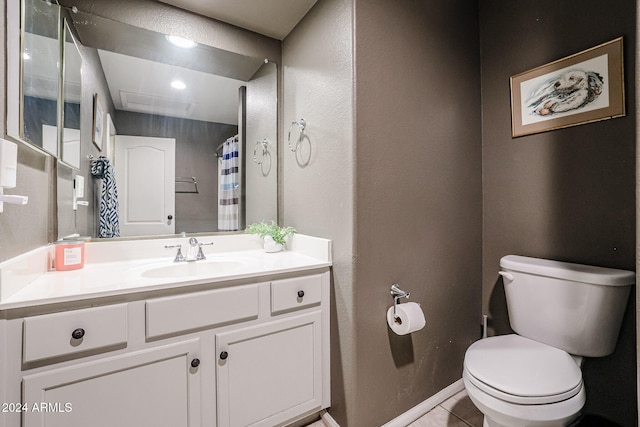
[463,255,634,427]
[463,334,585,427]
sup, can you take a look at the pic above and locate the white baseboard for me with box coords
[319,378,465,427]
[320,410,341,427]
[381,378,465,427]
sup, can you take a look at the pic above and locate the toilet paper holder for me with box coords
[390,284,411,320]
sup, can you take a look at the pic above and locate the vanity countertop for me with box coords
[0,234,332,311]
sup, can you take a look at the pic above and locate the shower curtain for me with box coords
[218,136,239,231]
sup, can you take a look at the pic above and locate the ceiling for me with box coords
[99,50,244,124]
[157,0,318,40]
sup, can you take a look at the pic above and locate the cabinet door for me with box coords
[22,339,201,427]
[216,311,322,427]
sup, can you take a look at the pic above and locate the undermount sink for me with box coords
[140,259,248,279]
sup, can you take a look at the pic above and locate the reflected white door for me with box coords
[114,135,175,236]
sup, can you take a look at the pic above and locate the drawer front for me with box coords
[271,275,322,314]
[23,304,128,363]
[146,283,260,339]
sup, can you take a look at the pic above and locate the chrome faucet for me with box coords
[186,237,200,261]
[166,238,213,262]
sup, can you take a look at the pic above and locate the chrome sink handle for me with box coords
[185,238,214,261]
[164,244,185,263]
[196,241,214,261]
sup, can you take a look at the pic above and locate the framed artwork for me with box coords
[92,93,104,150]
[105,113,117,160]
[510,37,625,137]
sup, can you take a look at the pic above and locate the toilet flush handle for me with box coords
[498,271,514,281]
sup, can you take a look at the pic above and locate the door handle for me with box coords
[167,214,173,225]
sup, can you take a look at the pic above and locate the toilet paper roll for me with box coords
[387,302,426,335]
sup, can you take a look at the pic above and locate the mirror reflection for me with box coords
[22,0,60,157]
[60,6,277,238]
[60,21,82,169]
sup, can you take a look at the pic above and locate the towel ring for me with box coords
[288,118,306,152]
[253,139,270,165]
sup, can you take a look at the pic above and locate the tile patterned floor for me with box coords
[305,389,483,427]
[407,390,483,427]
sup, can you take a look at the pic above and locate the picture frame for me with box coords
[510,37,625,137]
[92,93,104,150]
[105,113,117,160]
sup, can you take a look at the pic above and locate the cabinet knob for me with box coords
[297,290,305,298]
[220,351,229,360]
[71,328,85,340]
[190,358,200,368]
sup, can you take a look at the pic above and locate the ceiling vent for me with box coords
[119,90,196,119]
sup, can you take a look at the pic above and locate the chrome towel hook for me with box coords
[390,284,411,320]
[288,118,306,152]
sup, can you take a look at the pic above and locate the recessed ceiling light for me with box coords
[165,35,197,49]
[171,80,186,90]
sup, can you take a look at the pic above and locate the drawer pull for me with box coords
[190,358,200,368]
[297,290,305,298]
[220,351,229,360]
[71,328,85,340]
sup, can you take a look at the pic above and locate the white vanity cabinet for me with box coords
[21,339,202,427]
[216,309,323,427]
[0,270,330,427]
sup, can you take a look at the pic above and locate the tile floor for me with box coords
[407,390,483,427]
[305,389,483,427]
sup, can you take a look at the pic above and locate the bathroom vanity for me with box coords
[0,234,331,427]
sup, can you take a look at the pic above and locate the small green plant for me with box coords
[245,221,296,246]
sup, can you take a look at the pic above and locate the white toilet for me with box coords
[463,255,635,427]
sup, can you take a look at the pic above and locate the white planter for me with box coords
[263,236,283,253]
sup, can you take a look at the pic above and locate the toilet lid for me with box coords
[464,335,582,404]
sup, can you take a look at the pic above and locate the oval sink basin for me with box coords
[141,260,247,279]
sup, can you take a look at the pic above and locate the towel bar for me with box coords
[175,176,199,194]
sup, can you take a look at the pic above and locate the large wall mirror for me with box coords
[10,0,279,241]
[14,0,82,171]
[60,21,83,169]
[20,0,61,158]
[69,9,279,238]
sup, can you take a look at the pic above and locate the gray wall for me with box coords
[284,0,636,425]
[480,0,637,425]
[353,0,482,425]
[282,0,356,423]
[283,0,482,425]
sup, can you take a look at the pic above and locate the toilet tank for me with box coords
[500,255,635,357]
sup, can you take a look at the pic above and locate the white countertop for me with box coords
[0,234,332,311]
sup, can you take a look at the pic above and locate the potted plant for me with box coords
[245,221,296,253]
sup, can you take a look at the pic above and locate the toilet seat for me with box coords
[464,334,583,405]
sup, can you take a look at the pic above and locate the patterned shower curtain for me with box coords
[218,136,239,231]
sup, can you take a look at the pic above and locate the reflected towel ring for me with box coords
[253,139,270,165]
[287,118,306,152]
